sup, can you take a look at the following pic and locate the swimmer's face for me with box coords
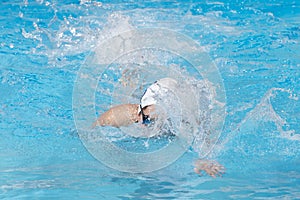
[138,105,156,125]
[142,105,156,115]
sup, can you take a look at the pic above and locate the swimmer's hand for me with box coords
[193,159,225,178]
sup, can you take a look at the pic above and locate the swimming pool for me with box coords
[1,0,299,199]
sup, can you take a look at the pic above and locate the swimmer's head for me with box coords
[138,77,178,113]
[138,78,178,126]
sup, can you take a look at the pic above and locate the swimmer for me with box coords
[93,78,168,128]
[94,77,225,177]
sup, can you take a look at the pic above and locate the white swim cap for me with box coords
[138,78,178,113]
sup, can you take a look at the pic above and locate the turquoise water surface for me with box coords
[1,0,300,199]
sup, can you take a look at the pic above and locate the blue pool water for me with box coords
[1,0,300,199]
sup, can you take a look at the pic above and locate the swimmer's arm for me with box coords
[194,159,225,178]
[93,104,141,128]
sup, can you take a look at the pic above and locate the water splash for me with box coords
[239,88,299,140]
[214,87,299,160]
